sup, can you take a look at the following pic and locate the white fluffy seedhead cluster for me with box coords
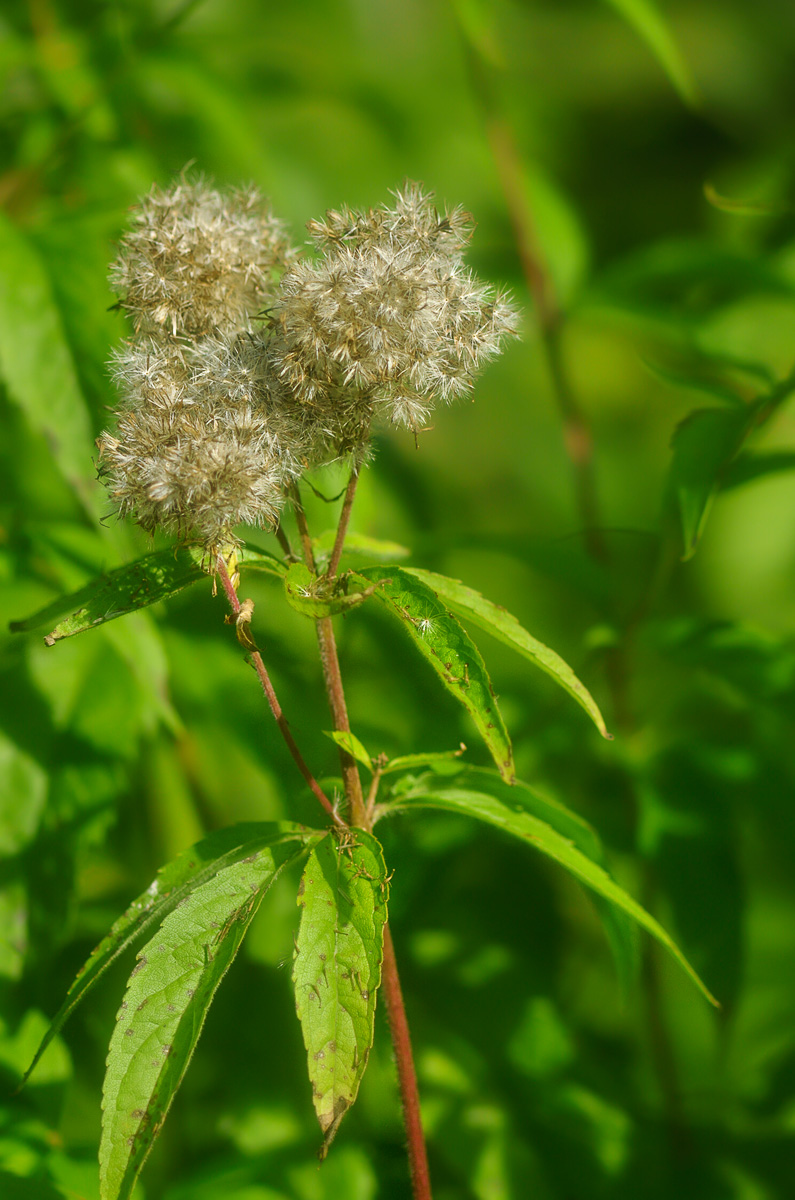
[271,182,518,438]
[100,178,518,549]
[109,179,294,339]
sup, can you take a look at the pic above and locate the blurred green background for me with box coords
[2,1,795,1197]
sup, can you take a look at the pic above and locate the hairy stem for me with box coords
[382,926,433,1200]
[215,554,341,825]
[291,486,367,825]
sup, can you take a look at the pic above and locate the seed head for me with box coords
[110,177,295,339]
[271,182,518,442]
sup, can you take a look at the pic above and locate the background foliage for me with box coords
[2,1,795,1197]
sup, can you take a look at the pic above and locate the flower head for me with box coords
[110,178,295,339]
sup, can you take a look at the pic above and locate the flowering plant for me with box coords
[15,177,714,1200]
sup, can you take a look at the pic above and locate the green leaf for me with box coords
[23,823,318,1087]
[382,745,467,776]
[293,830,389,1154]
[9,543,285,643]
[704,182,785,218]
[723,450,795,491]
[356,567,515,783]
[0,210,99,521]
[602,0,697,107]
[324,730,373,770]
[405,568,611,740]
[313,530,411,564]
[666,405,757,559]
[100,836,306,1200]
[284,563,380,618]
[388,778,716,1006]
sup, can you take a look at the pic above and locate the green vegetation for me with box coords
[2,2,795,1199]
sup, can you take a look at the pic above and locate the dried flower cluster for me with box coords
[99,177,518,550]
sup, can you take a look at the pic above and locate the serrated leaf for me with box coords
[324,730,373,770]
[293,830,389,1154]
[356,567,515,782]
[9,543,285,642]
[388,778,715,1006]
[100,837,306,1200]
[602,0,697,107]
[23,823,317,1088]
[405,569,610,739]
[313,530,411,564]
[666,405,757,559]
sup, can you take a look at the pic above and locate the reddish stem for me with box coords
[215,555,342,826]
[382,925,433,1200]
[326,464,360,580]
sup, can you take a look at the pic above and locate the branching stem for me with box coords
[215,554,342,826]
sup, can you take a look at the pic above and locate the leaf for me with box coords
[100,836,306,1200]
[666,405,757,559]
[0,210,99,521]
[293,830,389,1154]
[382,745,467,776]
[324,730,373,770]
[405,568,610,739]
[387,777,716,1006]
[723,450,795,491]
[356,567,515,783]
[284,563,380,618]
[9,543,285,643]
[313,530,411,564]
[602,0,697,107]
[704,182,785,218]
[22,823,317,1087]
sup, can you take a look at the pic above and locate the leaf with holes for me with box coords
[405,568,610,739]
[23,823,318,1089]
[293,830,389,1155]
[9,543,286,643]
[100,836,307,1200]
[356,567,515,782]
[386,776,715,1006]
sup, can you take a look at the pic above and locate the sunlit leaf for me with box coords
[324,729,373,770]
[284,563,380,618]
[313,530,411,564]
[100,836,307,1200]
[387,777,716,1005]
[405,569,610,739]
[293,830,389,1154]
[356,567,515,782]
[382,745,467,776]
[23,823,319,1088]
[9,543,285,643]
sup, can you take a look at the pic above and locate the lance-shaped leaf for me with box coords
[324,730,373,771]
[9,543,286,643]
[666,404,757,560]
[382,744,467,776]
[602,0,697,107]
[293,831,389,1154]
[387,777,716,1006]
[22,823,317,1087]
[100,837,305,1200]
[405,568,610,739]
[355,567,515,783]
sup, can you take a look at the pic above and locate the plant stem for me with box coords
[291,486,367,826]
[326,464,360,579]
[382,926,433,1200]
[215,554,342,826]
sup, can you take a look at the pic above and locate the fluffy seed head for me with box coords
[271,182,519,441]
[110,178,295,339]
